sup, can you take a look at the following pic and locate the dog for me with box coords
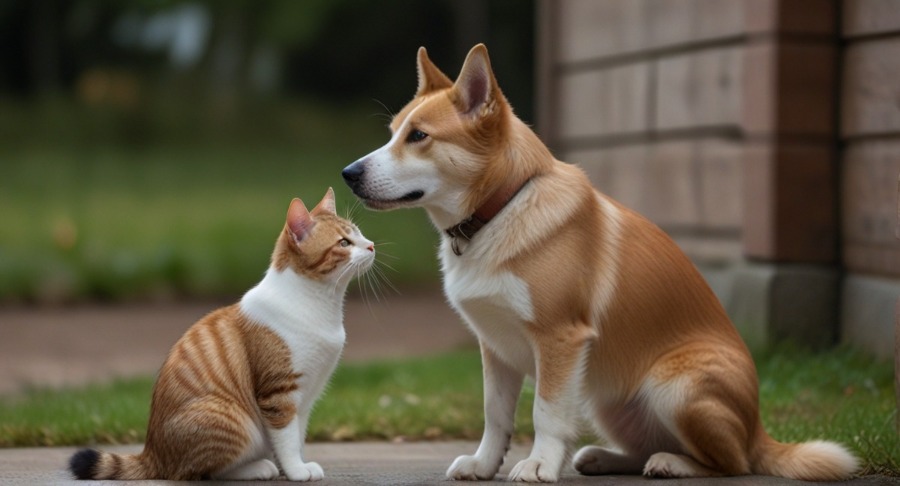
[342,44,859,482]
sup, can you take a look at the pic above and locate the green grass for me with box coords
[0,347,895,476]
[0,119,442,303]
[755,345,899,476]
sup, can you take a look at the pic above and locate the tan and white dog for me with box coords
[342,44,858,482]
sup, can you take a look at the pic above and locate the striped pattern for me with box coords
[69,197,359,480]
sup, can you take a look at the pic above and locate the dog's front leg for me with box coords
[447,343,523,480]
[507,324,592,483]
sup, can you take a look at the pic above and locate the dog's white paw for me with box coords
[446,454,499,480]
[643,452,692,478]
[508,458,558,483]
[284,461,324,482]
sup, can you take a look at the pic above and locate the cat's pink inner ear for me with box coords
[312,187,337,216]
[287,198,314,243]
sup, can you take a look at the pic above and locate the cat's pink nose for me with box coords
[367,244,375,252]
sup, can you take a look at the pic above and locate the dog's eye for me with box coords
[406,129,428,143]
[338,238,352,248]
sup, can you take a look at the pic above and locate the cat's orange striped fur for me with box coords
[69,189,374,481]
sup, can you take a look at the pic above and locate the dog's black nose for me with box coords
[342,160,366,184]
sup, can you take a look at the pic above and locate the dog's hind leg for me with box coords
[650,398,752,477]
[639,360,755,477]
[643,452,723,478]
[447,343,523,480]
[573,446,645,475]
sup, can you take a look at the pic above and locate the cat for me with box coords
[69,188,374,481]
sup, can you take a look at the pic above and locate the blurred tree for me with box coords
[277,0,534,120]
[0,0,535,133]
[28,0,63,94]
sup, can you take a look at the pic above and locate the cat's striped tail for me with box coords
[69,448,154,480]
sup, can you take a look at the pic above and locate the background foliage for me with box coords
[0,0,535,302]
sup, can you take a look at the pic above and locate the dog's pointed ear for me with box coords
[452,44,500,117]
[286,198,315,245]
[311,187,336,216]
[416,47,452,96]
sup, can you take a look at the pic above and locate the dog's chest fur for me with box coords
[442,247,537,376]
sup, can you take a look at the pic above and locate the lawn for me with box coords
[0,346,896,476]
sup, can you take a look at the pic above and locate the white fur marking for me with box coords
[444,265,536,375]
[591,194,623,327]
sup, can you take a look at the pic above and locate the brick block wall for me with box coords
[537,0,754,267]
[538,0,900,357]
[839,0,900,359]
[842,4,900,277]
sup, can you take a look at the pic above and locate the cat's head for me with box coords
[273,188,375,285]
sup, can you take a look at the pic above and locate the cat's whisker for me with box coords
[363,266,381,303]
[358,264,379,313]
[375,253,400,261]
[359,248,399,297]
[332,261,357,297]
[347,198,364,221]
[371,263,400,296]
[361,275,379,304]
[362,259,386,303]
[355,273,366,305]
[373,267,389,301]
[373,242,400,261]
[368,273,388,301]
[374,258,399,274]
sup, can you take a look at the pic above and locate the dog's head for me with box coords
[342,44,511,225]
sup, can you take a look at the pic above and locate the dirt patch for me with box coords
[0,290,474,395]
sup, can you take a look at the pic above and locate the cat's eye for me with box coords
[338,238,352,248]
[406,129,428,143]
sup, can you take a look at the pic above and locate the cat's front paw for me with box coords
[508,458,558,482]
[446,454,500,480]
[285,461,324,482]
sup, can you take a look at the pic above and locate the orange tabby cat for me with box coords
[69,188,374,481]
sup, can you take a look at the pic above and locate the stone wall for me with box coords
[840,0,900,358]
[537,0,749,270]
[537,0,899,358]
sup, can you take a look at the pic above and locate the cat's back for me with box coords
[149,306,257,418]
[151,304,308,411]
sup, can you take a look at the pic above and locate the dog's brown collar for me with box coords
[445,177,533,256]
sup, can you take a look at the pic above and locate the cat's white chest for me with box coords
[442,252,536,376]
[277,316,345,369]
[239,268,346,396]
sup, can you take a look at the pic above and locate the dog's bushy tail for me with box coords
[752,435,859,481]
[69,448,153,480]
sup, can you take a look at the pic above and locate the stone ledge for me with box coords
[699,262,839,350]
[841,274,900,360]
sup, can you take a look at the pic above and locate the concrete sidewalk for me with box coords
[3,441,898,485]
